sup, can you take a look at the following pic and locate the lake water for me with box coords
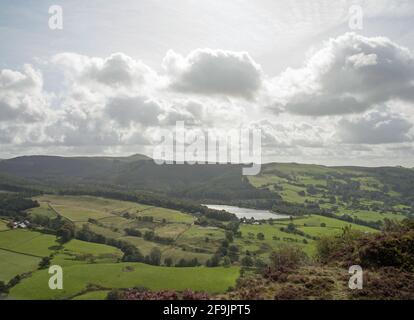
[203,204,289,221]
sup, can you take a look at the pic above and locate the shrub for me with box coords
[269,245,308,272]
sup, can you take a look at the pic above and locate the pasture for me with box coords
[0,229,59,257]
[0,219,9,231]
[9,263,240,299]
[0,249,40,282]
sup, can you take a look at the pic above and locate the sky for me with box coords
[0,0,414,166]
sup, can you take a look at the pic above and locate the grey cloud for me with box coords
[105,96,162,126]
[337,110,412,144]
[53,52,156,90]
[164,49,263,99]
[286,95,367,116]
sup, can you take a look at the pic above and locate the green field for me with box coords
[0,229,123,284]
[0,219,9,231]
[334,208,406,222]
[27,203,57,219]
[31,195,209,265]
[0,229,59,257]
[0,249,40,282]
[281,215,375,232]
[236,215,377,258]
[176,225,224,253]
[237,223,314,257]
[9,263,240,299]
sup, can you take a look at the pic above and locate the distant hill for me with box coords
[0,155,265,200]
[0,155,414,206]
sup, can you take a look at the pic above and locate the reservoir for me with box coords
[203,204,289,221]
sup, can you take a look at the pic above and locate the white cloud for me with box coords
[52,52,161,95]
[268,33,414,116]
[0,64,50,123]
[164,49,263,99]
[1,33,414,165]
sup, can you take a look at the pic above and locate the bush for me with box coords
[268,245,308,273]
[0,281,8,294]
[39,256,51,269]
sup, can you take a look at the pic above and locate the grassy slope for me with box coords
[0,249,40,282]
[10,264,240,299]
[0,219,9,231]
[0,229,59,257]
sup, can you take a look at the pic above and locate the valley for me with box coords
[0,155,413,299]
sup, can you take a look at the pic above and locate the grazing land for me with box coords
[10,263,240,299]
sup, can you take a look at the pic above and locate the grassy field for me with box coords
[34,195,195,224]
[0,229,59,257]
[0,229,123,283]
[236,223,314,257]
[175,225,224,253]
[0,219,9,231]
[248,164,411,224]
[27,203,57,219]
[2,188,400,299]
[0,249,40,282]
[236,215,377,259]
[335,208,406,222]
[280,215,375,231]
[120,236,169,256]
[30,195,209,265]
[9,263,240,299]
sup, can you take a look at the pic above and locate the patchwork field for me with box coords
[0,228,123,284]
[1,177,409,300]
[248,163,411,224]
[29,195,217,265]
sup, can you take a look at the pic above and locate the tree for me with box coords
[176,258,187,267]
[122,245,144,262]
[228,245,239,262]
[124,228,142,237]
[257,232,265,241]
[222,256,231,266]
[225,231,234,242]
[206,254,220,267]
[306,185,318,195]
[144,231,155,241]
[149,247,162,266]
[164,257,173,267]
[241,256,254,267]
[286,223,296,233]
[57,222,75,243]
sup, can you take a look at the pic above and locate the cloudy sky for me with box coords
[1,0,414,166]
